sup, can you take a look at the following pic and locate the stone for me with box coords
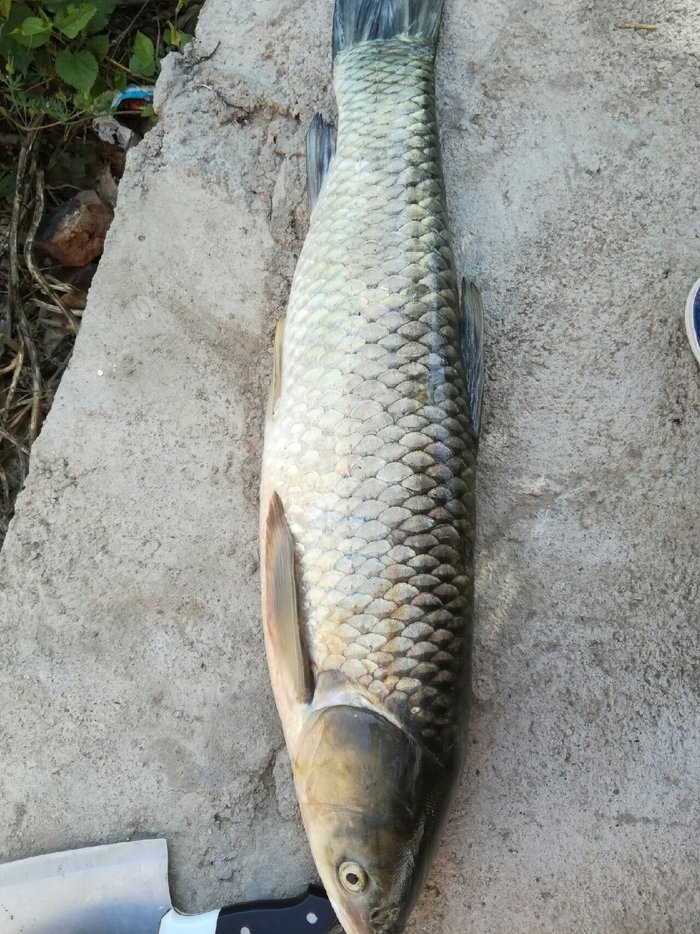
[36,190,113,267]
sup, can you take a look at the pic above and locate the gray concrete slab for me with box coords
[1,1,699,930]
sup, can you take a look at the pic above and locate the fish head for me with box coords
[294,704,452,934]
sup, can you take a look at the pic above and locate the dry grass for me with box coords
[0,119,86,547]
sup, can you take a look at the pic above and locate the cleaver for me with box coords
[0,838,339,933]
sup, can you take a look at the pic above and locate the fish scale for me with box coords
[261,37,477,764]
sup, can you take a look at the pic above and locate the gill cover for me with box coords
[295,705,453,934]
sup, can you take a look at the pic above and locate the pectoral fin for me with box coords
[263,492,313,706]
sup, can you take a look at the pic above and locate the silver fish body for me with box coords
[260,3,483,931]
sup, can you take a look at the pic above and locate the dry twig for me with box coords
[615,22,658,31]
[23,168,79,334]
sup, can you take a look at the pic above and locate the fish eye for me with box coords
[338,861,368,893]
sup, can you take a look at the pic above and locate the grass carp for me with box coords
[260,1,484,930]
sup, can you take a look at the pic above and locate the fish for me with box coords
[259,1,484,931]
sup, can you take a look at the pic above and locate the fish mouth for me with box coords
[369,905,404,933]
[327,898,405,934]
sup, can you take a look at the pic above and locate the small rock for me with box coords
[36,190,113,267]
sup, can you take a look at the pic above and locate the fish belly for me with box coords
[262,38,476,762]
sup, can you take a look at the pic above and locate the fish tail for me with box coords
[332,0,444,60]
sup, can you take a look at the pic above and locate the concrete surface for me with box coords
[1,1,699,930]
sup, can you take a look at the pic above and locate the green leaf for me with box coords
[54,3,96,39]
[20,17,49,35]
[42,1,73,12]
[0,0,12,18]
[164,21,192,51]
[129,30,155,77]
[55,48,98,92]
[1,43,31,74]
[71,90,93,114]
[0,2,30,28]
[0,1,29,62]
[85,32,108,61]
[90,87,114,112]
[10,16,52,47]
[133,30,153,63]
[89,0,117,31]
[165,21,180,47]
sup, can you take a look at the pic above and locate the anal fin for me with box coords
[460,279,485,437]
[264,493,313,706]
[306,115,336,212]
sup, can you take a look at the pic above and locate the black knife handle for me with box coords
[215,885,338,934]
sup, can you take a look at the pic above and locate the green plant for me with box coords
[0,0,192,130]
[165,0,193,55]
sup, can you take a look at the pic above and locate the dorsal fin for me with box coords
[264,493,313,706]
[460,279,485,437]
[306,115,336,212]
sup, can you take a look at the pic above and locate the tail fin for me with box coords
[333,0,444,60]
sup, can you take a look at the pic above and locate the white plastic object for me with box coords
[159,907,220,933]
